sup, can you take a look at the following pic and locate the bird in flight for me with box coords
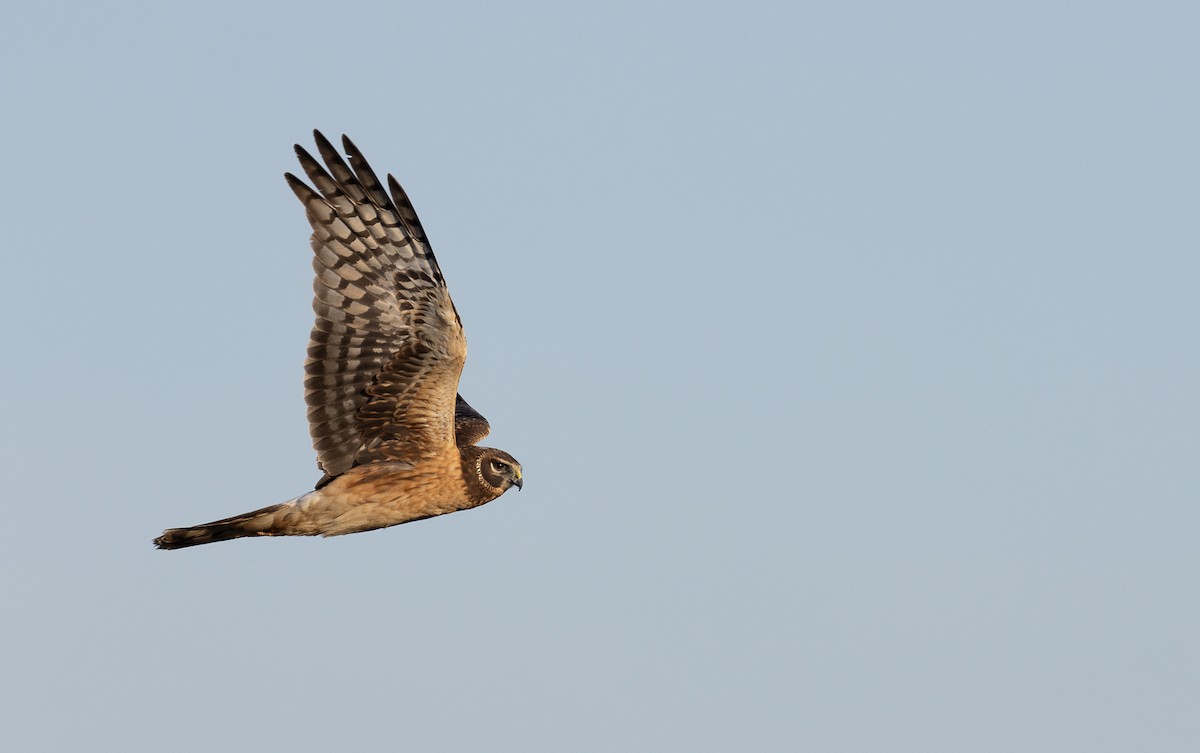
[155,132,523,549]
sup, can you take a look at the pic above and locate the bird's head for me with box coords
[479,448,523,493]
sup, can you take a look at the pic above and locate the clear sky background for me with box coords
[2,1,1197,751]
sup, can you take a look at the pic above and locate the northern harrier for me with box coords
[154,132,523,549]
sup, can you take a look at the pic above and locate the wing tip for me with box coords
[285,171,319,203]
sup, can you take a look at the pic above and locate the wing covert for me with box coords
[454,394,491,446]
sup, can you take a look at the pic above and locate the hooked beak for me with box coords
[513,470,523,491]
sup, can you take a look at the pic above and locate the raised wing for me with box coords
[454,394,491,446]
[286,131,466,477]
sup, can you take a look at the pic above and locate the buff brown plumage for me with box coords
[154,132,522,550]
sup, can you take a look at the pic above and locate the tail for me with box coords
[154,503,293,550]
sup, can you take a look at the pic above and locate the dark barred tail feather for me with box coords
[153,503,289,550]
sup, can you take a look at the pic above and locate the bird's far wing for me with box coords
[454,393,491,446]
[286,131,467,477]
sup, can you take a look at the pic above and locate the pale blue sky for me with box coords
[2,1,1198,751]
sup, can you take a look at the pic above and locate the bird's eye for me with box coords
[492,461,507,472]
